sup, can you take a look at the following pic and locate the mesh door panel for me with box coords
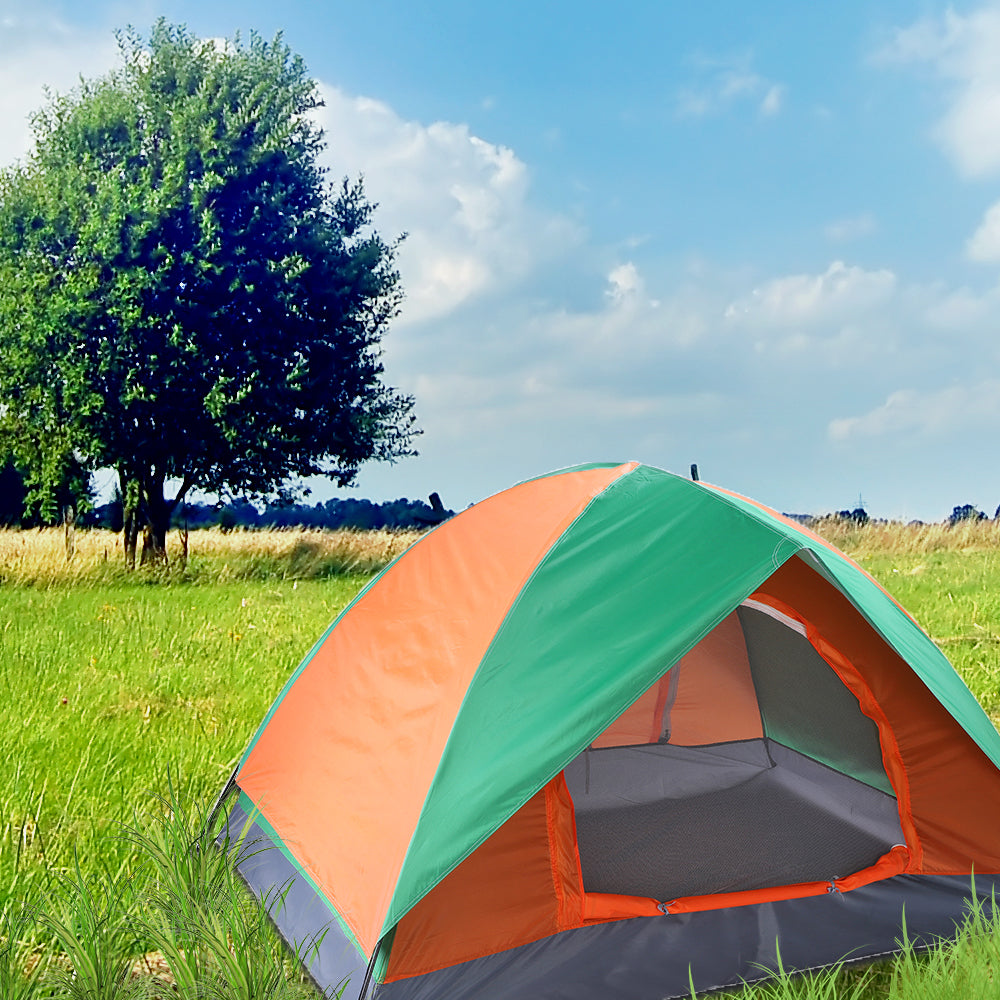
[738,606,891,792]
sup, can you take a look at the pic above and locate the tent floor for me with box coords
[564,739,903,901]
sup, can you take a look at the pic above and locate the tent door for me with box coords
[565,596,906,912]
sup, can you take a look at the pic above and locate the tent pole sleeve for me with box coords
[204,768,240,836]
[359,935,385,1000]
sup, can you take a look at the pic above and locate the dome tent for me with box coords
[214,462,1000,1000]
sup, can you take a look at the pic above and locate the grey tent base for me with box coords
[220,792,370,1000]
[375,873,1000,1000]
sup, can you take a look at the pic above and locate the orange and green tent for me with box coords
[216,462,1000,999]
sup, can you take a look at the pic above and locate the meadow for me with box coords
[1,521,1000,998]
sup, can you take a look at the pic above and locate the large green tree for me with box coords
[0,21,416,561]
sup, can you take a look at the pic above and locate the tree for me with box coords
[0,454,92,527]
[0,21,417,562]
[949,504,986,526]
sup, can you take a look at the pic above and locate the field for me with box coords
[2,522,1000,998]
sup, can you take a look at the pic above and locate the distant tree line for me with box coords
[4,455,997,534]
[95,493,453,533]
[787,504,1000,528]
[0,459,452,531]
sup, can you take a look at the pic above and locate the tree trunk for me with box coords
[63,504,75,561]
[120,471,141,569]
[139,520,168,565]
[123,503,139,569]
[141,478,172,566]
[124,470,191,569]
[179,504,189,570]
[139,524,154,565]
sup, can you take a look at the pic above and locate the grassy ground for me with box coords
[0,577,365,890]
[1,523,1000,997]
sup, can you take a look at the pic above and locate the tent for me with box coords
[215,462,1000,999]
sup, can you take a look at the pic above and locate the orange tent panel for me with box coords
[385,776,583,981]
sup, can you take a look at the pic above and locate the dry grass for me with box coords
[3,517,999,588]
[0,526,423,586]
[810,517,1000,559]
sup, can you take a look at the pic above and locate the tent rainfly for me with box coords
[214,462,1000,999]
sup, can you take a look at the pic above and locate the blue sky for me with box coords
[3,2,1000,519]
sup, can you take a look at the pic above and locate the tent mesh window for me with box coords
[564,599,904,902]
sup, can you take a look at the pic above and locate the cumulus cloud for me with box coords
[724,261,897,328]
[606,262,643,302]
[877,5,1000,177]
[538,262,713,369]
[676,54,785,119]
[829,380,1000,441]
[966,199,1000,261]
[349,217,1000,517]
[312,86,582,326]
[403,250,1000,472]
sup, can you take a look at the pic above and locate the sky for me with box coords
[4,2,1000,520]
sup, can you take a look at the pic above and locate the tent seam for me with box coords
[384,469,802,933]
[380,462,639,934]
[231,789,368,959]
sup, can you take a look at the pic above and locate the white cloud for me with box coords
[878,6,1000,177]
[399,250,1000,473]
[349,213,1000,518]
[918,282,1000,327]
[0,10,117,167]
[829,380,1000,441]
[312,86,582,326]
[760,85,784,117]
[538,264,711,365]
[724,261,897,328]
[966,199,1000,261]
[676,55,785,119]
[606,262,643,302]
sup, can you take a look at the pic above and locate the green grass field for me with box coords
[0,577,366,886]
[2,524,1000,998]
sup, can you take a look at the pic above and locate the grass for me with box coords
[0,785,325,999]
[0,526,419,586]
[0,576,364,897]
[0,568,359,998]
[1,519,999,996]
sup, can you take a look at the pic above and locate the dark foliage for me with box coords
[950,504,987,526]
[835,507,870,525]
[88,495,453,532]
